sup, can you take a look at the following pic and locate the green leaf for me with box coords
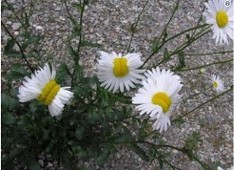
[184,132,201,157]
[177,51,186,69]
[6,64,28,81]
[55,63,71,84]
[128,143,149,162]
[75,126,84,140]
[29,101,44,113]
[69,45,79,60]
[4,39,15,54]
[114,126,134,143]
[1,93,19,110]
[27,159,40,170]
[4,39,22,58]
[151,37,159,53]
[163,48,169,59]
[22,35,40,50]
[159,158,164,169]
[2,162,15,170]
[97,143,115,165]
[71,19,81,36]
[2,112,16,125]
[72,2,82,11]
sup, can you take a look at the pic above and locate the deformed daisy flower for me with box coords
[96,51,145,93]
[18,63,73,117]
[203,0,234,44]
[132,67,183,133]
[211,74,224,92]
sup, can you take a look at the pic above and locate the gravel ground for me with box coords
[1,0,233,169]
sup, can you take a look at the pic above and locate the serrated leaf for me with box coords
[178,52,186,68]
[151,37,159,53]
[55,63,71,84]
[69,45,79,60]
[22,36,40,50]
[97,143,115,165]
[4,39,16,54]
[2,113,16,125]
[27,159,40,170]
[72,2,82,11]
[163,48,169,60]
[1,93,19,110]
[6,64,28,81]
[4,39,23,58]
[128,143,149,162]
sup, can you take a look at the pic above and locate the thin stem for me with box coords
[140,0,180,68]
[76,1,85,62]
[126,0,149,52]
[184,50,233,56]
[63,0,86,86]
[155,29,211,67]
[141,24,209,68]
[156,0,180,47]
[3,0,25,29]
[169,29,210,56]
[181,86,213,103]
[161,24,208,49]
[174,86,233,121]
[2,21,33,72]
[174,58,233,72]
[138,141,210,170]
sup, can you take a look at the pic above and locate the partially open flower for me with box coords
[18,63,73,117]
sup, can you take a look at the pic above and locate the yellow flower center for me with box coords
[113,57,129,77]
[151,92,172,113]
[213,81,218,88]
[37,80,60,105]
[216,10,228,28]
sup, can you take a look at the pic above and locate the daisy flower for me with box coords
[132,67,183,133]
[96,51,145,93]
[211,74,224,92]
[18,63,73,117]
[203,0,234,44]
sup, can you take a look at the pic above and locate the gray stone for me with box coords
[12,22,21,30]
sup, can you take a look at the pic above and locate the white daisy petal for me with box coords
[18,63,73,117]
[132,67,183,133]
[96,51,145,93]
[211,74,225,92]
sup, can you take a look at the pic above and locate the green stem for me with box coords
[155,29,211,67]
[174,58,233,72]
[140,0,181,68]
[2,21,33,72]
[174,86,233,121]
[181,86,213,103]
[184,50,233,56]
[161,24,208,48]
[126,0,149,52]
[141,24,209,68]
[156,0,180,47]
[138,141,210,170]
[63,0,86,87]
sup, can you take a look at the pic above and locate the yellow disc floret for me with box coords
[37,80,60,105]
[151,92,172,113]
[113,57,129,77]
[213,81,218,89]
[216,10,228,28]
